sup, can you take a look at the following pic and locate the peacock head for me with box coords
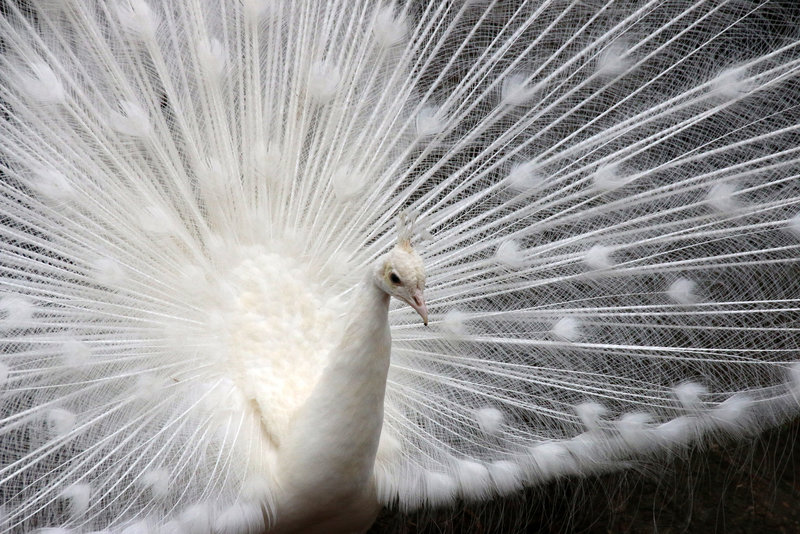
[376,241,428,325]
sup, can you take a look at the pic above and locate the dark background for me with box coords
[370,418,800,533]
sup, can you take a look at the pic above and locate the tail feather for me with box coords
[1,0,799,531]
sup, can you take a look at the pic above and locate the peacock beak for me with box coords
[408,288,428,326]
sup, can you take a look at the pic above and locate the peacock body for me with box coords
[1,0,800,532]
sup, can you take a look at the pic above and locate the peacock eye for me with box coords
[389,272,401,285]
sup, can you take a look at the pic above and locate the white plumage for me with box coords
[1,1,799,533]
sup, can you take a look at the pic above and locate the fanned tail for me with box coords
[0,1,799,532]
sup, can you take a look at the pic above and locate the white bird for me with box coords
[0,1,799,533]
[270,237,427,534]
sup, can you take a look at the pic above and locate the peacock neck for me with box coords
[272,273,390,529]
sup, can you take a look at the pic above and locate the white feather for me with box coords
[501,73,544,106]
[46,408,76,439]
[667,278,698,305]
[528,443,574,481]
[655,416,698,448]
[179,504,212,534]
[707,181,739,212]
[616,412,655,452]
[489,461,523,496]
[0,296,34,328]
[596,41,631,77]
[1,2,799,532]
[19,63,65,104]
[584,245,614,270]
[711,66,750,99]
[674,382,707,413]
[331,166,367,201]
[475,407,504,435]
[504,160,542,192]
[307,61,341,104]
[213,503,265,534]
[416,106,445,137]
[112,101,151,138]
[456,460,491,501]
[139,469,170,499]
[553,316,581,342]
[30,168,75,202]
[424,471,457,505]
[116,0,157,40]
[120,520,151,534]
[61,483,92,519]
[789,212,800,237]
[592,163,626,191]
[713,395,753,434]
[197,38,226,79]
[90,258,126,286]
[494,239,525,269]
[373,6,407,48]
[575,402,607,432]
[442,309,468,337]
